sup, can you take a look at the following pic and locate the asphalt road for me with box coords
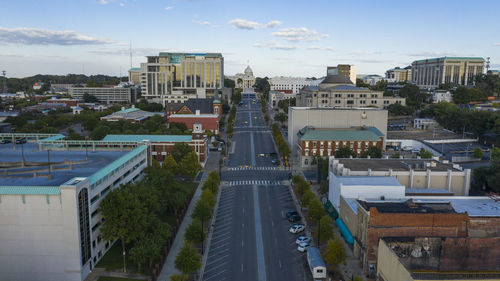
[202,92,308,281]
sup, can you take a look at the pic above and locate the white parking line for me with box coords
[203,269,227,281]
[211,236,232,245]
[204,262,228,275]
[205,254,229,267]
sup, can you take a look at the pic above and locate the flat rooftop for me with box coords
[358,199,456,214]
[335,175,403,187]
[336,158,460,172]
[0,143,128,186]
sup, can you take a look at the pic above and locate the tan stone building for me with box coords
[296,75,405,109]
[385,66,411,83]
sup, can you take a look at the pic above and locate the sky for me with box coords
[1,0,500,78]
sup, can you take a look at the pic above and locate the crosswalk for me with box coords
[227,166,278,171]
[225,180,282,186]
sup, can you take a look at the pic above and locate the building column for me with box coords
[446,169,452,192]
[464,169,471,195]
[426,169,431,189]
[409,169,414,188]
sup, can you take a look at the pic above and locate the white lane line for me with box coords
[203,269,227,281]
[204,263,228,276]
[241,263,244,272]
[205,254,229,267]
[242,222,245,228]
[211,236,232,246]
[241,239,244,248]
[279,259,282,269]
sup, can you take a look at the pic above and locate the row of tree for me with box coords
[277,98,295,114]
[291,175,347,276]
[271,123,290,161]
[226,104,237,137]
[99,150,201,274]
[473,147,500,192]
[173,171,221,280]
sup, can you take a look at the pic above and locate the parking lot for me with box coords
[425,141,491,160]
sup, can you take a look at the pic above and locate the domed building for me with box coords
[231,65,256,89]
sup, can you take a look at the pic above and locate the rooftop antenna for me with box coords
[486,57,491,74]
[1,71,6,94]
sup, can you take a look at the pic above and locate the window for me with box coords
[305,158,309,165]
[347,100,354,104]
[371,100,377,104]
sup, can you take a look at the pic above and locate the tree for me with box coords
[202,171,220,194]
[99,187,148,273]
[90,125,109,140]
[419,148,433,159]
[335,147,354,158]
[185,218,205,243]
[371,79,387,91]
[308,198,324,222]
[129,241,148,273]
[170,274,189,281]
[317,215,334,243]
[171,143,193,163]
[301,189,316,207]
[473,166,489,190]
[82,93,98,103]
[193,199,213,223]
[319,181,329,195]
[399,84,425,109]
[224,78,235,89]
[356,79,370,88]
[361,146,382,158]
[163,155,179,175]
[322,238,346,271]
[274,112,288,125]
[200,189,216,208]
[295,180,310,198]
[453,86,471,104]
[174,242,201,275]
[179,151,202,181]
[473,147,483,159]
[392,152,400,158]
[387,103,413,116]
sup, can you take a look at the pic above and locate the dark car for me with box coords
[286,211,298,218]
[288,214,302,222]
[271,158,280,165]
[15,138,27,144]
[1,139,11,144]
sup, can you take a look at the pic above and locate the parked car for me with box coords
[289,224,305,234]
[286,211,298,218]
[271,158,280,165]
[402,146,412,151]
[15,138,26,144]
[1,139,11,144]
[296,236,312,245]
[297,242,311,252]
[288,214,302,222]
[412,148,420,154]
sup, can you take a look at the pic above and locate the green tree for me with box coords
[453,86,471,104]
[171,143,193,163]
[99,187,148,273]
[473,166,489,190]
[163,155,179,175]
[356,79,370,88]
[317,215,334,243]
[419,148,433,159]
[308,198,324,222]
[170,274,189,281]
[361,146,382,158]
[90,125,109,140]
[224,78,235,89]
[392,152,401,158]
[193,199,213,223]
[322,238,346,271]
[319,181,329,195]
[82,92,99,102]
[174,242,201,275]
[295,181,310,198]
[301,189,316,208]
[200,189,216,208]
[179,151,202,181]
[274,112,288,125]
[129,241,148,273]
[473,147,483,159]
[335,147,354,158]
[185,218,205,243]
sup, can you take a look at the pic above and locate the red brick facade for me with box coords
[168,115,219,133]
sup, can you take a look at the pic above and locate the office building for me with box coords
[411,57,485,89]
[139,52,224,105]
[297,126,384,166]
[288,107,388,151]
[385,66,411,83]
[128,67,141,85]
[100,106,165,123]
[69,87,135,104]
[296,75,405,109]
[327,64,357,84]
[0,135,149,281]
[269,76,323,95]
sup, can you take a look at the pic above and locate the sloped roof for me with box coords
[183,98,214,114]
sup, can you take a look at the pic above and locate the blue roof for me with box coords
[103,134,192,142]
[335,176,402,187]
[117,107,141,113]
[129,68,141,71]
[89,145,147,185]
[0,186,60,195]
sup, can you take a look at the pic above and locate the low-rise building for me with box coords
[102,124,208,163]
[296,75,405,109]
[329,158,471,195]
[269,76,322,94]
[297,126,384,166]
[69,86,136,104]
[268,90,296,107]
[360,74,385,86]
[288,107,388,151]
[100,106,165,123]
[378,237,500,281]
[431,90,453,103]
[46,98,83,107]
[413,118,438,130]
[168,112,219,134]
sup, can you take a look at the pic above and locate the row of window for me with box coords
[305,141,378,149]
[313,93,380,98]
[304,147,371,157]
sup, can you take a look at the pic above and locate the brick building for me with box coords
[297,126,384,167]
[167,113,219,134]
[102,123,208,163]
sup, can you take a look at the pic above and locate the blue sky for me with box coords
[1,0,500,78]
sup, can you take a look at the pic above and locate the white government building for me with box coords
[269,76,323,94]
[228,66,256,89]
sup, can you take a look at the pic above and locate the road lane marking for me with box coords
[241,263,244,272]
[253,184,267,281]
[279,259,282,269]
[242,239,244,248]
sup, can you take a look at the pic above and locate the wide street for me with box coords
[201,90,309,281]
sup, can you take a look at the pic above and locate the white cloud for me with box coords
[0,27,114,45]
[272,27,327,42]
[348,51,382,56]
[253,41,297,50]
[100,0,108,4]
[90,47,165,56]
[494,43,500,46]
[307,45,335,51]
[228,19,282,30]
[165,6,174,10]
[194,20,211,26]
[119,2,124,6]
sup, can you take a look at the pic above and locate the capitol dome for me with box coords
[244,66,253,76]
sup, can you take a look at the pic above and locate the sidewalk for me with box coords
[157,172,209,281]
[85,268,149,281]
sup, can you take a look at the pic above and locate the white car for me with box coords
[297,242,311,252]
[289,224,305,234]
[295,236,312,245]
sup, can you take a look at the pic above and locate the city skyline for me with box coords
[1,0,500,78]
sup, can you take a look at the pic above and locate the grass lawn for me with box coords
[98,277,138,281]
[96,242,138,273]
